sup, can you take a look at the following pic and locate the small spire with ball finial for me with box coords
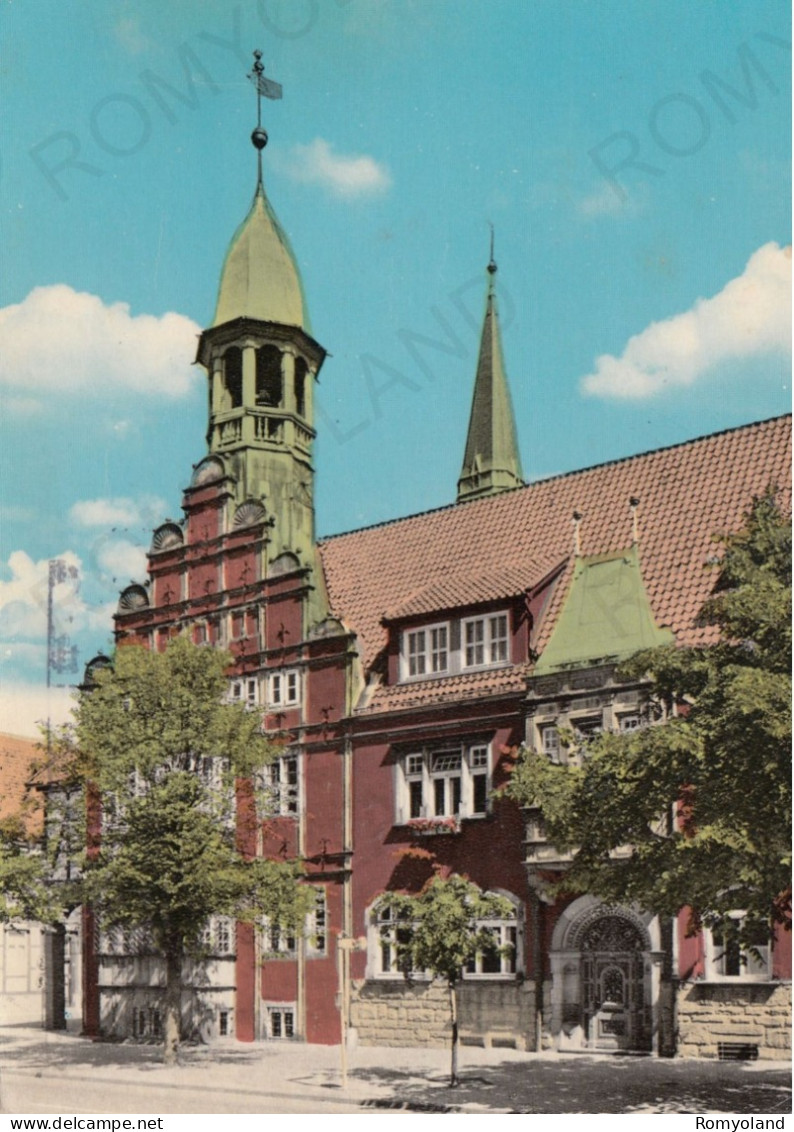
[247,49,282,185]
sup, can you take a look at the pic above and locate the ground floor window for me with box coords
[132,1005,162,1038]
[265,1003,295,1039]
[465,914,518,976]
[371,892,521,978]
[706,915,771,980]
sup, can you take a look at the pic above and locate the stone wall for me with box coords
[676,982,791,1060]
[351,979,536,1050]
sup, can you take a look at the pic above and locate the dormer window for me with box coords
[462,614,508,668]
[402,623,449,679]
[399,611,510,682]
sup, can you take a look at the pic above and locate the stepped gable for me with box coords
[318,415,791,705]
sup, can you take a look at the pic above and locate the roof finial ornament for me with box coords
[487,222,497,276]
[629,496,640,545]
[247,49,283,185]
[572,510,583,557]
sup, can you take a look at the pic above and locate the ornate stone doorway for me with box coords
[548,896,661,1054]
[580,914,645,1050]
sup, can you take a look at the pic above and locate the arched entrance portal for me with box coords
[580,914,645,1050]
[549,897,661,1053]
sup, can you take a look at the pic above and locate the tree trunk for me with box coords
[448,979,460,1087]
[163,946,182,1065]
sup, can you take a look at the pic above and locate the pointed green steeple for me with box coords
[533,545,675,675]
[456,255,524,503]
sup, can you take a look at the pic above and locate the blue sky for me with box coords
[1,0,790,736]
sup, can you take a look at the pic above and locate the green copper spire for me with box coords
[212,182,310,331]
[533,545,675,675]
[456,249,524,503]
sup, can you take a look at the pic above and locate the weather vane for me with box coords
[247,49,282,180]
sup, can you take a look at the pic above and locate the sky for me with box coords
[0,0,790,737]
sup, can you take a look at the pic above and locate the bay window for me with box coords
[397,742,491,822]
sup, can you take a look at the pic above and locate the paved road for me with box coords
[0,1027,790,1115]
[0,1070,368,1116]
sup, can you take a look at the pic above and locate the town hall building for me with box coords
[82,77,791,1061]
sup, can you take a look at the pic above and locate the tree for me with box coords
[0,815,62,925]
[71,636,312,1063]
[377,874,514,1086]
[506,492,791,951]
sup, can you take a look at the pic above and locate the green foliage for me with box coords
[377,874,514,985]
[0,816,62,925]
[65,636,312,1057]
[76,636,274,793]
[82,772,310,954]
[506,492,791,945]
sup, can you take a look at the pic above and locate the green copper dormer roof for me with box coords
[457,261,524,503]
[212,180,310,332]
[533,545,674,675]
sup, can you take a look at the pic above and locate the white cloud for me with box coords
[277,138,391,199]
[0,286,201,398]
[0,681,75,739]
[70,495,166,529]
[581,243,792,399]
[94,540,148,584]
[0,550,115,641]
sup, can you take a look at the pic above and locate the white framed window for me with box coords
[306,887,327,957]
[200,916,235,955]
[229,677,259,708]
[541,725,560,761]
[263,751,300,816]
[465,910,518,977]
[374,903,416,977]
[462,614,508,669]
[705,915,771,981]
[399,612,510,682]
[618,713,642,732]
[401,622,450,680]
[265,1003,295,1039]
[268,668,301,708]
[371,892,521,980]
[397,742,491,823]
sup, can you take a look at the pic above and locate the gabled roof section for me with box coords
[384,561,554,622]
[212,181,310,332]
[457,263,524,503]
[533,545,675,675]
[318,416,791,713]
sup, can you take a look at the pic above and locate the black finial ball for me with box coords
[251,127,268,150]
[487,260,497,275]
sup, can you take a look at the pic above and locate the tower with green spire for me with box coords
[195,52,326,571]
[456,251,524,503]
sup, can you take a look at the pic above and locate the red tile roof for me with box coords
[318,416,791,713]
[384,562,555,622]
[0,733,44,834]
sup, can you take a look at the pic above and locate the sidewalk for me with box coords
[1,1026,791,1114]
